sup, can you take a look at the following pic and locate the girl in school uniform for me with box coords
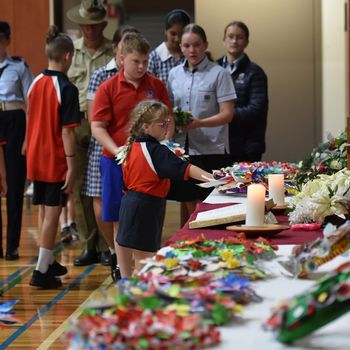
[116,99,213,277]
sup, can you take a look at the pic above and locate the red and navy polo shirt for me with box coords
[123,134,190,198]
[26,69,81,183]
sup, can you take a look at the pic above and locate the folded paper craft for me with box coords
[264,261,350,343]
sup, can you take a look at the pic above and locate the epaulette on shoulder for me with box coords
[11,56,29,67]
[11,55,22,61]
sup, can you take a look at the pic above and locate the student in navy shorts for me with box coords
[26,26,80,289]
[117,99,213,277]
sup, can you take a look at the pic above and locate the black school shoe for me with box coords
[29,270,62,289]
[112,266,121,282]
[74,249,99,266]
[47,260,68,276]
[61,226,73,244]
[110,253,121,282]
[100,250,111,266]
[5,249,19,260]
[69,222,79,240]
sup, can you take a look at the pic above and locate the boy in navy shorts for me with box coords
[92,33,173,280]
[26,26,80,289]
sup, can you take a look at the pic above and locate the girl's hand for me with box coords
[201,172,214,182]
[179,118,199,132]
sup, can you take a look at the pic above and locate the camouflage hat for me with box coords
[66,0,107,25]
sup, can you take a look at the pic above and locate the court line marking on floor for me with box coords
[0,264,97,350]
[37,275,113,350]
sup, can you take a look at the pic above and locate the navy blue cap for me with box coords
[0,21,10,38]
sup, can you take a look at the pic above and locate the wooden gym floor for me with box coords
[0,200,181,349]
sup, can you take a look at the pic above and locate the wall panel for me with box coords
[196,0,321,162]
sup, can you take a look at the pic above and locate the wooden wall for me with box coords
[0,0,50,75]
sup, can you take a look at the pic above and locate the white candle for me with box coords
[268,174,285,205]
[245,184,266,226]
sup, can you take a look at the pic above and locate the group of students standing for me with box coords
[0,1,268,289]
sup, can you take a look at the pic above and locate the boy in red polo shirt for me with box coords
[92,33,173,281]
[26,26,81,289]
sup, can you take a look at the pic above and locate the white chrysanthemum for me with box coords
[289,169,350,224]
[289,201,316,224]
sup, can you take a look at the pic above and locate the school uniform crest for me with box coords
[236,73,245,84]
[146,88,154,98]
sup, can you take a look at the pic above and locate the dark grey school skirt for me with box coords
[116,190,166,252]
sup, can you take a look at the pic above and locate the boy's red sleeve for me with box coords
[92,82,113,123]
[183,163,191,180]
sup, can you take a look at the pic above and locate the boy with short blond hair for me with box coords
[91,33,173,280]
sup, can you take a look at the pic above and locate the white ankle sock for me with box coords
[36,247,53,273]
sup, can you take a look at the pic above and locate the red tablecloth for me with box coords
[165,202,323,246]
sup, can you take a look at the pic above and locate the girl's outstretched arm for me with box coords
[188,164,213,182]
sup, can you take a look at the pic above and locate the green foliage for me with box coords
[294,130,348,188]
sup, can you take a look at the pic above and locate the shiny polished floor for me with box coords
[0,200,181,349]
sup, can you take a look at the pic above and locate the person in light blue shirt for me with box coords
[148,9,191,84]
[167,23,236,226]
[0,21,33,260]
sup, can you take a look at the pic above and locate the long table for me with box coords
[164,193,349,349]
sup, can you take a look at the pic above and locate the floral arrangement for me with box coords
[288,169,350,225]
[212,161,298,195]
[173,106,192,132]
[293,131,347,187]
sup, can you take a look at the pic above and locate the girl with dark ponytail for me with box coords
[148,9,191,83]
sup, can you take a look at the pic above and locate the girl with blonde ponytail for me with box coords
[116,99,213,277]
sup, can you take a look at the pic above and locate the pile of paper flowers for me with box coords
[64,235,277,349]
[212,161,298,195]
